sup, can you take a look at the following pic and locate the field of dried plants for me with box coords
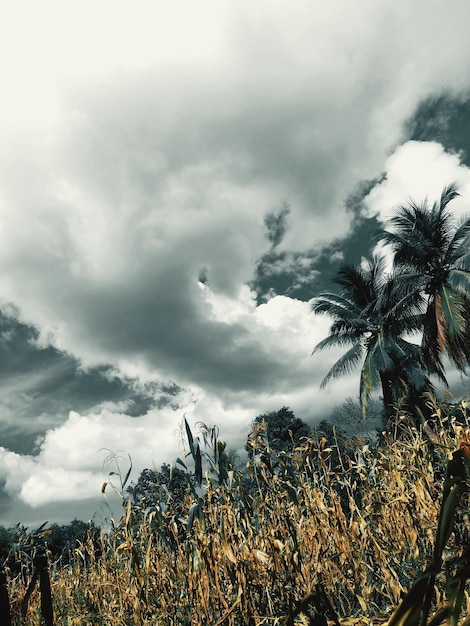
[6,398,470,625]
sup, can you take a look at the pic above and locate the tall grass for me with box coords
[5,399,470,624]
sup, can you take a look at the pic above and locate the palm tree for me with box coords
[312,254,432,417]
[380,183,470,376]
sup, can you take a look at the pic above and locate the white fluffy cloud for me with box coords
[0,405,186,508]
[364,141,470,224]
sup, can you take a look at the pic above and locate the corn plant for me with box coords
[6,397,470,624]
[388,432,470,626]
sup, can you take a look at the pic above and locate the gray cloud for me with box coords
[0,311,176,455]
[1,1,470,525]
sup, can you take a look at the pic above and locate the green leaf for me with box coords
[121,455,133,490]
[439,285,463,341]
[187,502,200,533]
[184,417,196,459]
[387,575,432,626]
[175,457,187,470]
[194,444,203,488]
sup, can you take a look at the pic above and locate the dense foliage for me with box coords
[0,519,93,571]
[247,406,312,454]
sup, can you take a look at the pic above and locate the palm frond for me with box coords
[421,302,448,381]
[320,343,365,388]
[313,332,358,354]
[312,293,361,318]
[381,278,424,316]
[334,264,374,308]
[384,231,432,270]
[359,346,381,414]
[376,332,394,372]
[438,284,465,342]
[369,251,389,285]
[329,318,370,336]
[448,268,470,294]
[430,183,460,249]
[436,182,460,212]
[453,251,470,270]
[443,216,470,263]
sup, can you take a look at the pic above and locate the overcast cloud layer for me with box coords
[1,0,470,526]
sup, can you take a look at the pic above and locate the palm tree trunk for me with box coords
[379,371,395,419]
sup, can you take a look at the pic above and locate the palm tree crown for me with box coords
[380,183,470,373]
[312,254,430,416]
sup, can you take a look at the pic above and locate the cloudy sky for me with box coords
[1,0,470,528]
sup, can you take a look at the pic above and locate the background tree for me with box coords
[127,464,191,518]
[328,396,384,439]
[45,519,91,564]
[312,419,359,472]
[246,406,311,458]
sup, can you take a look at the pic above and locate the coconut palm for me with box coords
[381,183,470,375]
[312,254,432,417]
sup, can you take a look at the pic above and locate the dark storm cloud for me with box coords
[406,92,470,165]
[0,310,177,454]
[61,264,290,393]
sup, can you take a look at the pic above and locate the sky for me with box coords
[1,0,470,527]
